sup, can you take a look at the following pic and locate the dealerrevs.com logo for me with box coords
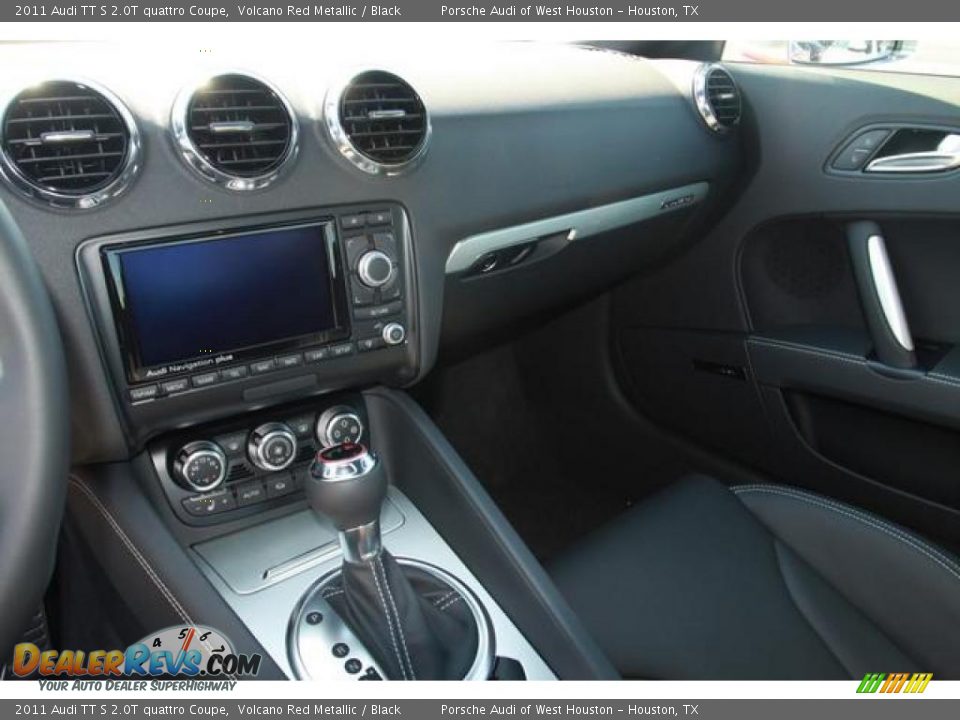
[12,625,261,686]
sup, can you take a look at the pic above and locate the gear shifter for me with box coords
[303,443,486,680]
[306,443,387,563]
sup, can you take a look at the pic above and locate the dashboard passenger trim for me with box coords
[444,181,709,274]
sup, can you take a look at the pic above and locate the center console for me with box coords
[71,205,611,682]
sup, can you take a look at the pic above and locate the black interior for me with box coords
[2,39,960,680]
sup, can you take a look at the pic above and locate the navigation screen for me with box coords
[110,223,339,369]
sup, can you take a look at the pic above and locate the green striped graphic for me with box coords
[857,673,886,693]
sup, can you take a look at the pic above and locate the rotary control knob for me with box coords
[356,250,395,288]
[316,406,364,448]
[247,422,298,472]
[173,441,227,492]
[382,322,406,346]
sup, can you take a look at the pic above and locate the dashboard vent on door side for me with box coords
[0,79,141,209]
[172,73,298,191]
[325,70,429,175]
[693,64,742,133]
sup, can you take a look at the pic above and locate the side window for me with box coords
[723,41,960,78]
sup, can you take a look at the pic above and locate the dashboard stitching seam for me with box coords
[748,338,865,364]
[67,476,194,625]
[67,476,241,682]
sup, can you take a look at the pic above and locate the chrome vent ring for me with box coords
[0,78,141,210]
[171,72,299,192]
[323,69,430,176]
[693,63,741,134]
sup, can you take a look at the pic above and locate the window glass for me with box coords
[723,41,960,78]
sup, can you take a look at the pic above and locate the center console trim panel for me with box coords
[191,487,556,680]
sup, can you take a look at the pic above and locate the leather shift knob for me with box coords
[305,443,387,532]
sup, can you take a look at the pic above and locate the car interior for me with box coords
[1,39,958,682]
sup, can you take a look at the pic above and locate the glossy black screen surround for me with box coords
[102,220,351,383]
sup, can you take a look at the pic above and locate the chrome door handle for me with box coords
[865,134,960,173]
[866,152,960,173]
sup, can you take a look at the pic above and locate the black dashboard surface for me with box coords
[0,42,740,461]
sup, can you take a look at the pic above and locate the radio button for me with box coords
[129,384,159,402]
[354,301,402,320]
[340,214,366,230]
[358,337,386,353]
[367,211,391,226]
[277,353,303,369]
[345,235,370,268]
[191,372,220,388]
[380,277,402,302]
[160,378,190,395]
[328,343,355,358]
[372,232,397,257]
[220,366,248,381]
[350,282,377,307]
[304,348,330,363]
[250,358,277,375]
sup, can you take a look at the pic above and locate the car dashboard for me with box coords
[0,41,742,465]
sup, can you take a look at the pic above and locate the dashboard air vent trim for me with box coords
[693,63,741,134]
[171,72,299,192]
[0,78,141,210]
[322,69,430,177]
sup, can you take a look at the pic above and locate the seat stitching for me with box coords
[732,485,960,583]
[368,558,409,680]
[68,476,239,681]
[376,556,416,681]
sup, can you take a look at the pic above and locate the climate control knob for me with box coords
[248,422,298,472]
[174,441,227,492]
[356,250,395,288]
[316,406,364,448]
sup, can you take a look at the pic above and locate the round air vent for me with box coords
[693,64,741,133]
[0,79,140,209]
[324,70,430,176]
[171,73,298,192]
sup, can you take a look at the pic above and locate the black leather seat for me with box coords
[550,476,960,679]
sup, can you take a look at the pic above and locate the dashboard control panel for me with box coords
[77,204,418,445]
[150,394,368,526]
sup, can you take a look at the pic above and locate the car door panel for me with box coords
[611,62,960,549]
